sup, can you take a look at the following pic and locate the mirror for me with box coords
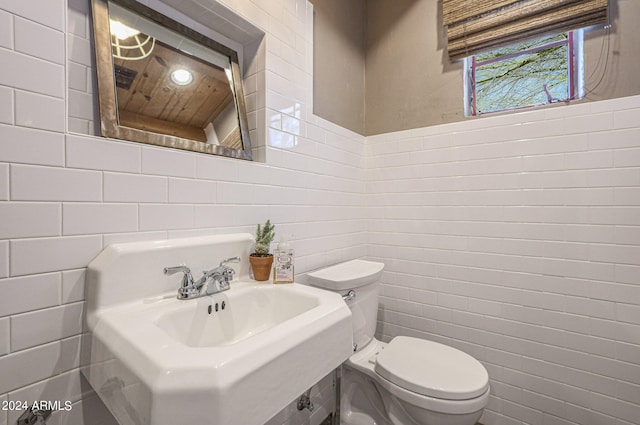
[91,0,253,160]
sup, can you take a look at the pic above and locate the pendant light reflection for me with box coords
[109,19,154,60]
[170,68,194,86]
[109,20,140,40]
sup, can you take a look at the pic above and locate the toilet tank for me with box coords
[307,260,384,352]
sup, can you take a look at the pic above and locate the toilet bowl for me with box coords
[307,260,489,425]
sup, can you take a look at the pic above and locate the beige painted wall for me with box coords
[311,0,640,136]
[582,0,640,102]
[310,0,366,134]
[365,0,463,135]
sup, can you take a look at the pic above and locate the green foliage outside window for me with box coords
[467,32,580,115]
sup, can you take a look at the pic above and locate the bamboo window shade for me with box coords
[443,0,609,60]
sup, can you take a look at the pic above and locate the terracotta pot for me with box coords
[249,254,273,281]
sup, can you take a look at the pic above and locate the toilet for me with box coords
[307,260,490,425]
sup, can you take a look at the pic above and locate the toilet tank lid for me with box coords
[307,260,384,290]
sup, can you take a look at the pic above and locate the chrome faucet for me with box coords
[164,257,240,300]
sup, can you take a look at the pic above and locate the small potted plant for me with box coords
[249,219,275,281]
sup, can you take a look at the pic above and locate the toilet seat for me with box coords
[346,338,490,416]
[374,336,489,401]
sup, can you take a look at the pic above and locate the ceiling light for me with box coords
[170,68,194,86]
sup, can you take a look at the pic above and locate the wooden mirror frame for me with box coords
[91,0,253,160]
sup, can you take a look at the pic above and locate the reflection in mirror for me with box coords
[91,0,253,160]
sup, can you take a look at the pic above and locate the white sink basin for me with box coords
[82,234,352,425]
[156,284,319,347]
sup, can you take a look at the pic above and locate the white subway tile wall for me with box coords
[0,86,12,125]
[368,99,640,425]
[10,302,84,351]
[0,318,9,356]
[65,134,142,173]
[0,0,364,424]
[0,126,65,166]
[0,49,65,98]
[14,90,65,132]
[14,17,65,65]
[1,1,639,425]
[0,242,8,278]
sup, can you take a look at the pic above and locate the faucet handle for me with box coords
[219,256,240,267]
[164,265,191,275]
[219,256,240,282]
[164,265,194,289]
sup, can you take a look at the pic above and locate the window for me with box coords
[464,30,583,116]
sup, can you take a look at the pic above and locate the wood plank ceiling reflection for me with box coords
[113,39,234,142]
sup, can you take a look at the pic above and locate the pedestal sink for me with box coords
[82,234,353,425]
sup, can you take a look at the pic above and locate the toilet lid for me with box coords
[374,336,489,400]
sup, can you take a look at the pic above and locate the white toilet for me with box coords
[307,260,490,425]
